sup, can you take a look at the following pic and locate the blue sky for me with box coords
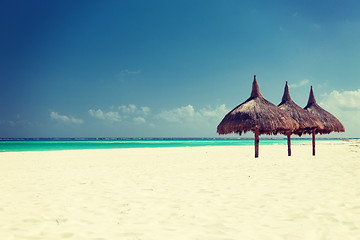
[1,0,359,138]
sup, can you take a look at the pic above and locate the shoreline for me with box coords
[0,139,351,156]
[0,138,349,153]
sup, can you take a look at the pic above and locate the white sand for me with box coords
[0,140,360,240]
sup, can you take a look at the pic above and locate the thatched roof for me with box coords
[217,76,299,136]
[278,82,324,136]
[304,86,345,134]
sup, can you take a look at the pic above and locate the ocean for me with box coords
[0,138,345,152]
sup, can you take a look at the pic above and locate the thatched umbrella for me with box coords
[304,86,345,155]
[217,75,299,158]
[278,82,324,156]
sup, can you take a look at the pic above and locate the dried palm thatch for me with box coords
[217,75,299,158]
[278,82,324,156]
[304,86,345,155]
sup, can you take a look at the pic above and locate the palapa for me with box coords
[304,86,345,155]
[278,82,324,156]
[217,75,299,158]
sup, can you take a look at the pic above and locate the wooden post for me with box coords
[287,133,291,156]
[312,129,316,156]
[254,130,259,158]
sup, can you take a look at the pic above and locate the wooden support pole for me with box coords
[287,133,291,156]
[312,130,316,156]
[254,130,259,158]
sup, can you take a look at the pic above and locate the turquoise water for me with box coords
[0,138,343,152]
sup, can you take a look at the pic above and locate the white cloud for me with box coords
[118,104,137,114]
[156,104,229,123]
[4,119,33,127]
[88,104,228,128]
[133,117,146,124]
[140,106,151,116]
[50,112,84,124]
[88,109,105,119]
[88,109,121,122]
[320,89,360,111]
[89,104,150,124]
[289,79,310,88]
[200,104,228,118]
[320,89,360,137]
[118,104,151,116]
[105,111,121,122]
[157,105,195,122]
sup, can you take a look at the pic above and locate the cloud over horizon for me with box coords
[88,109,121,122]
[320,89,360,137]
[321,89,360,111]
[50,112,84,124]
[156,104,228,123]
[88,103,228,129]
[89,104,151,124]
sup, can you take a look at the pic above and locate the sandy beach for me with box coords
[1,140,359,240]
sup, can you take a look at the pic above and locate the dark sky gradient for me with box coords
[1,0,359,137]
